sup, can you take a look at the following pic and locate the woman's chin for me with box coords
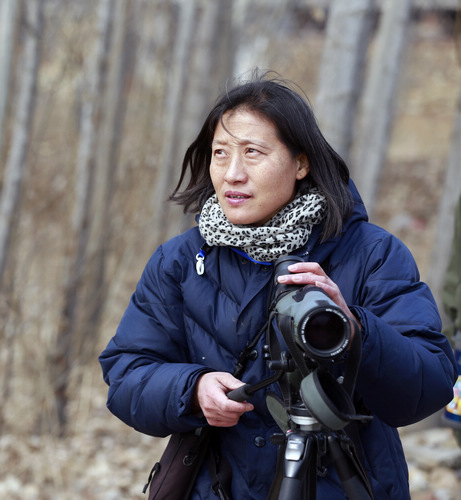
[225,214,261,226]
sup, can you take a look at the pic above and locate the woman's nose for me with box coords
[223,155,247,183]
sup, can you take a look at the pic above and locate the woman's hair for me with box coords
[170,71,353,240]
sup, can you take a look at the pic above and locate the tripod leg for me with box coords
[278,433,317,500]
[327,435,373,500]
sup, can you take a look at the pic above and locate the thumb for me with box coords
[217,372,246,391]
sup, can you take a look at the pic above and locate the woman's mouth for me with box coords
[225,191,250,199]
[225,191,251,206]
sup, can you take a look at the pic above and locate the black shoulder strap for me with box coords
[233,319,268,378]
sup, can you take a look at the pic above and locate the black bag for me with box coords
[143,427,211,500]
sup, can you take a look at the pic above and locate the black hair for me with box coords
[170,71,353,240]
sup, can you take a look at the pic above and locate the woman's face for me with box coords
[209,110,309,226]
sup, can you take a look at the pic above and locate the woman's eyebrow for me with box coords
[212,137,270,148]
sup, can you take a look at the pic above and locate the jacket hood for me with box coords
[348,178,369,225]
[303,179,368,265]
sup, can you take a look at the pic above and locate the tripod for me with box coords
[228,354,374,500]
[228,255,375,498]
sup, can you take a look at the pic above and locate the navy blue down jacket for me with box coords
[99,183,457,499]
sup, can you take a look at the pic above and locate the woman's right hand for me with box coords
[194,372,254,427]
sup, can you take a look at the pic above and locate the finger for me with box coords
[201,390,253,417]
[203,405,250,427]
[217,397,254,415]
[278,263,327,285]
[287,262,325,275]
[314,277,335,291]
[314,278,343,302]
[278,271,320,285]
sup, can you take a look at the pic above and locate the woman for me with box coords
[99,74,457,499]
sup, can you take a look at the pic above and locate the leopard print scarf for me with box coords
[198,190,326,263]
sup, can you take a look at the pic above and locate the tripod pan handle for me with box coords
[227,384,252,402]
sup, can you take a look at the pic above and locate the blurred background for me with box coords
[0,0,460,498]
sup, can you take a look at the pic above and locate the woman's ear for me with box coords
[296,153,309,180]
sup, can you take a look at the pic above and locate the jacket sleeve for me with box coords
[348,232,457,428]
[99,246,209,437]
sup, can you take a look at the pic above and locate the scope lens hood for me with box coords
[299,369,355,430]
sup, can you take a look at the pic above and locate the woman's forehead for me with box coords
[214,109,277,140]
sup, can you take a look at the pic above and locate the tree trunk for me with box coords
[0,0,44,290]
[151,0,196,244]
[315,0,376,162]
[51,0,115,435]
[427,87,461,319]
[232,0,290,78]
[351,0,414,217]
[0,0,18,163]
[51,0,137,436]
[81,0,136,362]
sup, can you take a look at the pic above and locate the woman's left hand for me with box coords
[277,261,360,333]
